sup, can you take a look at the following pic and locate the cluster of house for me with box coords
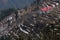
[0,0,60,40]
[0,13,16,36]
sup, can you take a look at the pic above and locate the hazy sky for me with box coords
[0,0,35,10]
[1,0,8,3]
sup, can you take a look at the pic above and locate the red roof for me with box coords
[47,6,52,10]
[41,7,48,12]
[41,6,52,12]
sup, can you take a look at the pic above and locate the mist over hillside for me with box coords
[0,0,35,10]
